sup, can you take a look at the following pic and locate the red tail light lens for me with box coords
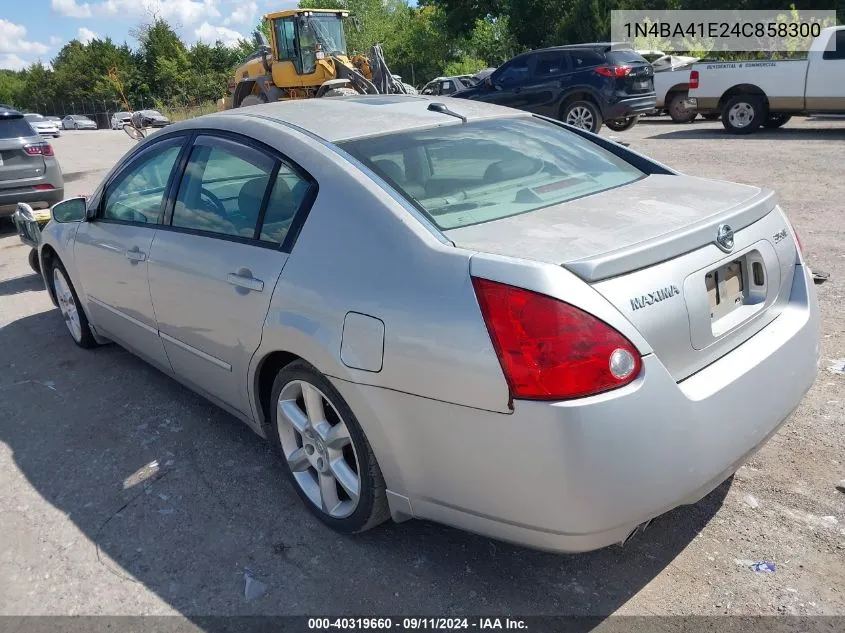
[689,70,700,89]
[33,184,54,191]
[595,65,633,78]
[23,143,53,156]
[472,277,642,400]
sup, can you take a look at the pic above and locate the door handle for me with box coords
[227,270,264,292]
[125,247,146,262]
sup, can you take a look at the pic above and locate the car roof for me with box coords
[205,95,526,143]
[0,107,24,119]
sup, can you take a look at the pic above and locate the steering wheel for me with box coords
[199,187,226,218]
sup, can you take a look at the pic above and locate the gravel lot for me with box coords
[1,121,844,621]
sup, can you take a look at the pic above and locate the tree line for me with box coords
[1,0,841,115]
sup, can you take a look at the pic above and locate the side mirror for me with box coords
[51,198,87,223]
[253,30,268,48]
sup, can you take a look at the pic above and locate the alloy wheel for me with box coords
[566,105,595,130]
[53,267,82,343]
[276,380,361,518]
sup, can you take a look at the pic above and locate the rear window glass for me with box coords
[0,118,36,139]
[340,117,644,230]
[607,50,648,64]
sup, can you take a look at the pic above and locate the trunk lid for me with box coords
[0,138,46,184]
[445,174,798,380]
[607,50,655,95]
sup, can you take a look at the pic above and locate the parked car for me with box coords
[23,113,62,137]
[636,50,701,123]
[35,95,818,553]
[62,115,98,130]
[452,43,656,133]
[110,111,133,130]
[136,109,171,128]
[0,107,64,219]
[45,115,61,122]
[687,25,845,133]
[420,76,476,96]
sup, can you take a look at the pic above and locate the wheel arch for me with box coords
[40,244,60,307]
[719,84,769,109]
[559,89,602,118]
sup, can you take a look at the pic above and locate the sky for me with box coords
[0,0,300,71]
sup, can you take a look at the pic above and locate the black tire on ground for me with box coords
[702,113,720,120]
[322,87,359,97]
[604,115,639,132]
[667,92,697,123]
[269,359,390,533]
[27,248,40,274]
[763,114,792,129]
[49,258,98,349]
[721,94,766,134]
[562,99,603,133]
[239,93,268,107]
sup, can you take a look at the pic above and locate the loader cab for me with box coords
[270,10,349,78]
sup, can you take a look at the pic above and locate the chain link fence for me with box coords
[8,95,221,129]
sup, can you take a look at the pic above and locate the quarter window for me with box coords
[259,167,311,244]
[103,141,182,224]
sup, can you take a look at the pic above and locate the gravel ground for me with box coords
[0,121,843,620]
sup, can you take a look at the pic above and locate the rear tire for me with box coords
[269,360,390,534]
[604,116,639,132]
[239,94,268,107]
[721,94,766,134]
[28,249,40,274]
[667,92,697,123]
[322,87,359,97]
[763,113,791,129]
[562,99,603,133]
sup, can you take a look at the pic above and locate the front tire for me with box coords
[239,93,267,107]
[763,113,791,129]
[269,360,389,533]
[667,92,697,123]
[604,116,639,132]
[722,94,766,134]
[27,249,40,274]
[50,260,97,349]
[562,99,603,133]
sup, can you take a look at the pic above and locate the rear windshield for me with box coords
[339,117,644,230]
[606,50,649,65]
[0,118,36,139]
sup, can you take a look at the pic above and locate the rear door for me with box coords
[147,133,314,416]
[805,29,845,111]
[0,118,44,187]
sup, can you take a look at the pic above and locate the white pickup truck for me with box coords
[687,26,845,134]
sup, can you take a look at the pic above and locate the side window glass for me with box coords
[497,57,530,86]
[569,50,604,69]
[441,80,454,94]
[274,18,296,61]
[533,53,567,77]
[172,137,275,239]
[103,142,182,224]
[823,30,845,60]
[259,165,310,245]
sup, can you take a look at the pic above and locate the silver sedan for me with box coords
[36,96,820,552]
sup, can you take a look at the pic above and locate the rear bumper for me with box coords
[0,187,64,216]
[335,264,819,552]
[604,94,657,119]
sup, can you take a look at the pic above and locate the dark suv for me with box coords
[452,44,656,133]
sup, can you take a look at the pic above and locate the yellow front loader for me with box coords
[220,9,413,110]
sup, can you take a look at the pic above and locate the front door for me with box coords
[481,56,534,109]
[73,136,186,371]
[147,134,313,415]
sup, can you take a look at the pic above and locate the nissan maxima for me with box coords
[35,95,819,552]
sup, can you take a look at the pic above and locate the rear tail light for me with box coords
[595,65,633,78]
[23,143,53,156]
[472,277,642,401]
[689,70,700,89]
